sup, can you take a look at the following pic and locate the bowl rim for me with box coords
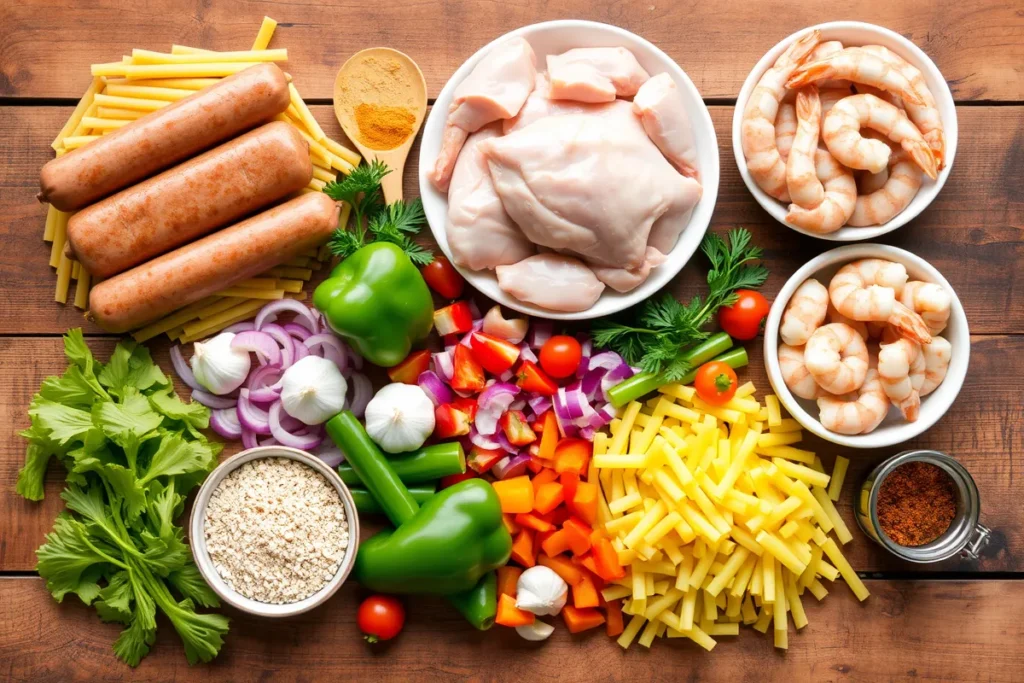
[731,20,958,241]
[762,243,970,448]
[188,445,360,617]
[417,18,720,320]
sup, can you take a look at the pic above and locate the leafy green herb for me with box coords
[324,160,433,265]
[18,332,228,667]
[592,228,768,381]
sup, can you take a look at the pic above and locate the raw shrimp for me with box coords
[829,259,932,343]
[817,368,890,435]
[778,343,830,399]
[822,94,938,179]
[776,102,797,161]
[786,86,825,208]
[919,335,952,396]
[827,301,869,339]
[741,30,820,201]
[819,88,852,127]
[877,338,925,421]
[899,280,952,335]
[780,278,829,345]
[847,148,923,227]
[853,82,904,109]
[808,41,847,89]
[786,48,923,108]
[804,323,870,395]
[856,167,889,195]
[784,148,856,233]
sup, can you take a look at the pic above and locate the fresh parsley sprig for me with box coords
[323,160,434,265]
[592,228,768,381]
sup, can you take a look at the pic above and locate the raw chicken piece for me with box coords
[591,247,667,293]
[429,37,537,192]
[504,72,605,134]
[546,47,650,103]
[480,105,702,270]
[633,73,700,178]
[496,254,605,312]
[446,124,534,270]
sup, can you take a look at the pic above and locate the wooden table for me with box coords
[1,1,1022,680]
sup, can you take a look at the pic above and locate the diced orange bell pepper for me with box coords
[547,505,570,528]
[511,529,536,568]
[572,570,601,609]
[496,593,535,627]
[492,476,533,514]
[605,600,625,637]
[538,553,583,586]
[538,411,558,459]
[562,605,605,634]
[562,516,593,556]
[540,528,571,557]
[577,553,601,578]
[560,471,579,505]
[592,536,627,581]
[503,513,521,536]
[553,438,591,474]
[526,455,545,474]
[535,528,556,554]
[533,481,565,515]
[531,467,559,487]
[515,512,555,533]
[571,481,599,526]
[497,566,522,599]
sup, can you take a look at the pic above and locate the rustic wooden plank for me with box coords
[0,577,1021,681]
[1,0,1022,101]
[1,105,1022,335]
[2,334,1019,573]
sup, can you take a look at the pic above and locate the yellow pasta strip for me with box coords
[811,487,853,544]
[758,431,803,448]
[130,48,288,65]
[765,394,782,426]
[43,205,58,242]
[312,166,337,184]
[828,456,850,501]
[178,300,268,344]
[288,83,327,142]
[104,84,194,101]
[756,445,816,464]
[214,287,286,301]
[73,269,91,309]
[706,547,750,597]
[774,458,831,489]
[115,63,260,80]
[62,135,101,150]
[55,254,73,303]
[49,210,69,267]
[820,540,869,601]
[608,492,643,515]
[94,93,168,112]
[131,296,220,341]
[768,418,803,433]
[96,106,146,120]
[81,117,130,130]
[169,45,215,55]
[277,279,304,294]
[616,614,646,649]
[53,78,102,150]
[114,77,220,89]
[756,531,806,575]
[252,16,279,50]
[266,266,313,280]
[322,136,362,167]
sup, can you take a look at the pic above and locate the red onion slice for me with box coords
[282,322,312,341]
[476,382,519,435]
[527,395,552,415]
[576,337,593,379]
[237,389,272,435]
[495,431,520,455]
[191,389,237,410]
[260,324,295,368]
[241,428,259,450]
[231,330,282,366]
[269,401,324,450]
[418,371,453,407]
[210,408,242,439]
[222,321,256,334]
[170,345,203,392]
[255,299,319,332]
[314,445,345,469]
[348,372,372,418]
[518,343,538,364]
[493,453,531,479]
[304,334,349,373]
[292,342,309,363]
[469,426,502,450]
[245,365,283,403]
[527,321,553,349]
[432,350,454,382]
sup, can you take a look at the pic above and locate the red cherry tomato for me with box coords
[718,290,771,341]
[421,256,465,299]
[694,361,739,406]
[539,335,583,379]
[357,595,406,643]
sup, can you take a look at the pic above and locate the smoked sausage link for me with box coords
[39,63,291,211]
[67,121,313,278]
[88,193,341,333]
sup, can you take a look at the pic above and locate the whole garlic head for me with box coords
[516,565,568,616]
[364,383,435,454]
[280,355,348,425]
[190,332,251,395]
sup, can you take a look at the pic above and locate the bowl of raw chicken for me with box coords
[733,21,957,241]
[418,20,719,319]
[763,244,969,449]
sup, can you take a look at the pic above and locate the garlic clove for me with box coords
[280,356,347,425]
[364,383,436,454]
[191,332,251,395]
[515,565,568,616]
[516,620,555,641]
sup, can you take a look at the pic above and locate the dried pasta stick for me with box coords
[195,297,248,319]
[328,151,356,175]
[74,270,91,309]
[81,117,131,130]
[235,277,279,291]
[109,77,220,89]
[180,300,268,342]
[96,107,147,120]
[214,287,286,300]
[170,45,215,55]
[119,62,261,80]
[252,16,278,50]
[323,136,361,167]
[130,296,220,342]
[130,48,288,65]
[71,261,81,280]
[104,84,194,101]
[49,211,69,267]
[277,279,304,294]
[94,93,169,111]
[52,78,102,150]
[307,178,326,192]
[55,254,73,303]
[266,266,312,280]
[43,205,58,242]
[290,126,332,166]
[312,166,337,184]
[828,456,849,501]
[288,83,327,142]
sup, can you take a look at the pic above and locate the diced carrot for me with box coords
[496,593,535,627]
[515,512,554,533]
[503,513,521,536]
[538,411,558,459]
[605,600,625,637]
[538,553,583,585]
[532,467,559,487]
[572,570,600,609]
[540,528,571,557]
[562,516,593,556]
[497,566,522,599]
[535,529,556,554]
[571,481,599,526]
[577,553,601,578]
[592,536,626,581]
[553,438,591,474]
[547,505,570,528]
[560,471,579,505]
[526,455,545,474]
[510,529,536,568]
[589,526,609,543]
[492,476,533,514]
[533,481,565,515]
[562,605,605,634]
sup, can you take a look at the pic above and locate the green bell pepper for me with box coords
[313,242,433,368]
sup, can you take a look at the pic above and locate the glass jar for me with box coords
[856,449,989,563]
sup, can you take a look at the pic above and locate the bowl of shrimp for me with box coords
[732,21,957,241]
[763,244,969,449]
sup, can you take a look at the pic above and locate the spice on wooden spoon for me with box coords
[334,48,427,203]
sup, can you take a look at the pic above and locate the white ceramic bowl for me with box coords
[418,20,720,320]
[189,446,359,617]
[732,21,957,241]
[763,244,969,449]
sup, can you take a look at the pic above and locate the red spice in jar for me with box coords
[876,462,958,546]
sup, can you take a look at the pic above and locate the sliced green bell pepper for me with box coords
[336,441,465,487]
[349,485,435,515]
[313,242,433,368]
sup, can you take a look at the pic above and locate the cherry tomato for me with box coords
[694,361,738,406]
[421,256,465,299]
[718,290,771,341]
[539,335,583,379]
[357,595,406,643]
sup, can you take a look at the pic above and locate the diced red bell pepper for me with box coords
[526,455,545,474]
[450,397,478,422]
[434,403,471,438]
[439,471,476,489]
[433,301,474,336]
[560,471,580,506]
[554,438,591,475]
[500,409,537,446]
[451,344,485,392]
[467,446,505,474]
[469,332,521,375]
[605,600,625,637]
[497,566,522,599]
[386,349,430,384]
[503,513,521,536]
[593,537,626,581]
[515,360,558,396]
[540,528,571,556]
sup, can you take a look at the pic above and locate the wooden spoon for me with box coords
[333,47,427,203]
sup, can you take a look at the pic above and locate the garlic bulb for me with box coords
[516,566,568,616]
[364,383,435,454]
[280,356,348,425]
[516,620,555,642]
[190,332,251,395]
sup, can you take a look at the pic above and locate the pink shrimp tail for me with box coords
[925,131,946,169]
[779,30,822,69]
[899,393,921,421]
[890,302,933,344]
[902,138,938,180]
[786,61,831,89]
[795,85,820,121]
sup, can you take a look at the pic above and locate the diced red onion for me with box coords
[282,323,312,341]
[509,399,526,411]
[237,389,271,435]
[260,323,294,368]
[518,343,538,364]
[231,330,282,366]
[468,300,483,319]
[417,371,453,407]
[292,342,309,363]
[528,321,553,349]
[499,369,515,383]
[255,299,320,332]
[557,382,588,420]
[580,426,597,441]
[241,428,259,450]
[493,453,531,479]
[210,408,242,439]
[245,365,283,403]
[576,337,593,379]
[304,334,348,372]
[528,395,552,415]
[588,351,626,372]
[601,363,635,398]
[476,383,519,435]
[496,432,520,455]
[432,351,454,382]
[314,445,345,469]
[581,368,607,401]
[269,401,324,450]
[348,372,372,418]
[469,426,502,450]
[552,391,578,439]
[346,347,363,371]
[459,330,474,347]
[170,345,203,392]
[278,411,305,432]
[222,322,256,334]
[191,389,237,409]
[598,403,617,423]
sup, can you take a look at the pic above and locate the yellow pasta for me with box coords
[62,135,101,150]
[251,16,279,50]
[52,78,102,150]
[828,456,850,501]
[55,254,73,303]
[73,270,91,309]
[129,48,288,65]
[104,83,194,101]
[94,93,169,112]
